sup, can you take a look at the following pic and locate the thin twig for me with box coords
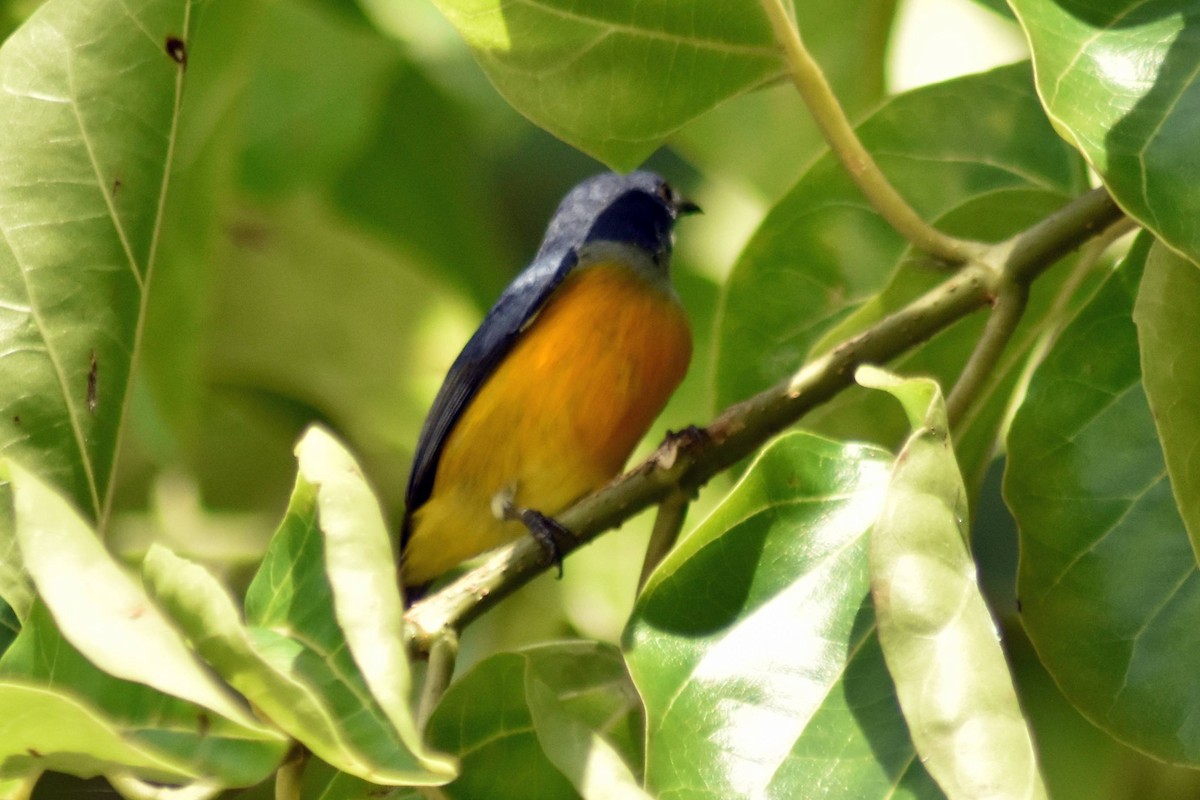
[758,0,985,265]
[946,281,1028,429]
[274,750,304,800]
[638,491,690,593]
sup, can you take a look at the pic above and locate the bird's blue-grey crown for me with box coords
[535,171,699,267]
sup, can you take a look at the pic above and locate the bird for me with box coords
[400,171,699,591]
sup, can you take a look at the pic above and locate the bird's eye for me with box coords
[656,182,674,204]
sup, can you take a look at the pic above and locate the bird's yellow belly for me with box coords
[402,262,691,585]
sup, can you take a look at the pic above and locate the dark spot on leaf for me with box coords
[197,712,210,736]
[112,176,122,197]
[87,351,98,413]
[12,415,19,424]
[1015,597,1023,613]
[165,35,187,67]
[227,218,271,250]
[26,748,42,758]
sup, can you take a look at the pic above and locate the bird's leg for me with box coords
[491,486,572,578]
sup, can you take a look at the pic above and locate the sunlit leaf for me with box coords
[859,367,1047,799]
[7,461,268,732]
[1010,0,1200,262]
[626,433,941,798]
[234,426,455,784]
[0,0,190,524]
[0,600,285,787]
[146,427,455,785]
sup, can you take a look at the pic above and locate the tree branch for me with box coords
[404,188,1126,646]
[757,0,986,265]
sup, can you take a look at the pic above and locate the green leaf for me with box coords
[1134,242,1200,563]
[0,600,285,787]
[429,0,784,170]
[625,433,941,799]
[298,758,423,800]
[524,645,650,800]
[858,367,1048,799]
[0,474,31,621]
[425,641,643,800]
[143,545,452,786]
[1006,232,1200,765]
[217,426,456,784]
[0,677,192,785]
[0,0,190,524]
[714,64,1085,464]
[0,597,17,658]
[6,461,269,733]
[1009,0,1200,262]
[1,462,287,786]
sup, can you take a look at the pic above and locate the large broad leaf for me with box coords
[625,433,942,799]
[428,0,784,170]
[1006,233,1200,765]
[176,426,455,785]
[425,641,646,800]
[0,0,190,525]
[1009,0,1200,263]
[0,463,287,787]
[1134,243,1200,563]
[715,63,1086,486]
[859,368,1047,799]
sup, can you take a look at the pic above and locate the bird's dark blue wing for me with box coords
[401,250,578,543]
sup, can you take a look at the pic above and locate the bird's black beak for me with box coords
[675,197,702,216]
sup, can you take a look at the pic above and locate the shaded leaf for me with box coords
[1009,0,1200,262]
[625,433,941,799]
[859,367,1047,799]
[1006,233,1200,765]
[298,757,423,800]
[426,642,643,800]
[1133,242,1200,562]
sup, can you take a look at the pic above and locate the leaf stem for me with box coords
[404,188,1126,647]
[637,490,690,593]
[417,631,458,732]
[757,0,985,265]
[946,281,1028,430]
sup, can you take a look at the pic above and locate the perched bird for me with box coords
[400,171,699,590]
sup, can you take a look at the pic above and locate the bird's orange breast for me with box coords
[402,261,691,585]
